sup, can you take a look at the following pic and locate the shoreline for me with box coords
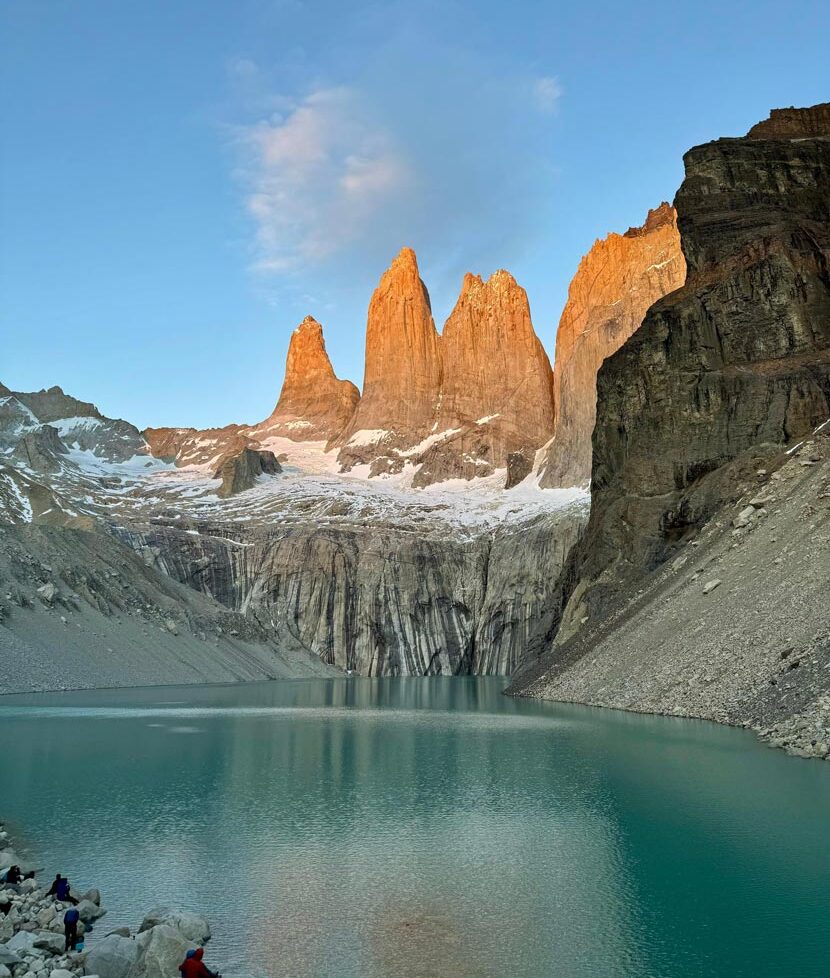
[1,669,821,762]
[509,686,829,761]
[0,822,232,978]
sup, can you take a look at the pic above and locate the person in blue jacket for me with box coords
[47,874,79,905]
[64,906,81,951]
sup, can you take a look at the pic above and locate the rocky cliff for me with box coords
[412,270,555,486]
[262,316,359,441]
[1,380,587,683]
[118,502,585,677]
[511,102,830,758]
[539,203,685,488]
[336,248,442,474]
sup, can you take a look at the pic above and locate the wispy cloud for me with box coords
[532,76,563,114]
[237,87,413,272]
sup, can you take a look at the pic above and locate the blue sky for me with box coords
[2,0,828,429]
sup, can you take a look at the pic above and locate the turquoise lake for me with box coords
[1,677,828,978]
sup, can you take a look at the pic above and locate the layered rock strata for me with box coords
[539,203,686,488]
[120,502,586,676]
[511,102,830,756]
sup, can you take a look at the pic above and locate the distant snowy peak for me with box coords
[0,387,148,463]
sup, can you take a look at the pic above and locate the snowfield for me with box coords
[0,429,588,536]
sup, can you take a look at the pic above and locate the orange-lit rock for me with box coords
[335,247,442,473]
[262,316,359,442]
[413,269,554,486]
[540,203,686,487]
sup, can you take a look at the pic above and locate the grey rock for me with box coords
[138,911,209,946]
[135,925,192,978]
[5,934,36,955]
[32,934,64,955]
[212,449,281,498]
[83,934,139,978]
[75,901,106,925]
[0,948,21,967]
[702,579,722,595]
[36,584,57,606]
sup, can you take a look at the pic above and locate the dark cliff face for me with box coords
[573,103,830,619]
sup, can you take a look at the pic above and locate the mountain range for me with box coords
[1,101,828,758]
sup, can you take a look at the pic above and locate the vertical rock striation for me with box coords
[540,203,686,488]
[261,316,359,442]
[412,270,555,486]
[336,248,442,474]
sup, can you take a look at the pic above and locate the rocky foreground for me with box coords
[0,823,233,978]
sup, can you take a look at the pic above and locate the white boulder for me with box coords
[135,925,192,978]
[83,933,140,978]
[138,910,209,946]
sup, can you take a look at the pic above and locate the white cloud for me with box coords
[237,87,413,272]
[532,76,562,114]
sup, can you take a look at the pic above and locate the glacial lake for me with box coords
[1,677,829,978]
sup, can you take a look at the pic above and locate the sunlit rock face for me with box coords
[262,316,359,442]
[540,203,686,488]
[335,247,442,474]
[412,270,555,487]
[563,102,830,623]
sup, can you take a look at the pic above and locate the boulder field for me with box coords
[0,823,234,978]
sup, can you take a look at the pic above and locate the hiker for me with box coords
[179,949,197,976]
[64,906,80,951]
[3,866,22,885]
[47,874,78,905]
[179,947,220,978]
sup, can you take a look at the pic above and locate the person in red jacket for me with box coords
[179,948,220,978]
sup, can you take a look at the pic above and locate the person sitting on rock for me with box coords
[64,905,80,951]
[47,874,79,904]
[3,865,22,885]
[179,947,220,978]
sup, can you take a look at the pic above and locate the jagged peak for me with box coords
[294,314,323,335]
[457,268,522,301]
[283,315,341,384]
[623,202,677,238]
[386,246,420,276]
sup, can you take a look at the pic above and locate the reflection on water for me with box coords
[1,678,829,978]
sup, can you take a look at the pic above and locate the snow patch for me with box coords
[1,473,33,522]
[346,429,391,448]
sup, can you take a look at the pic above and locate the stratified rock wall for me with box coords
[540,203,686,488]
[124,502,586,676]
[559,102,830,631]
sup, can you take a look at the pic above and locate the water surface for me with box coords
[1,678,828,978]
